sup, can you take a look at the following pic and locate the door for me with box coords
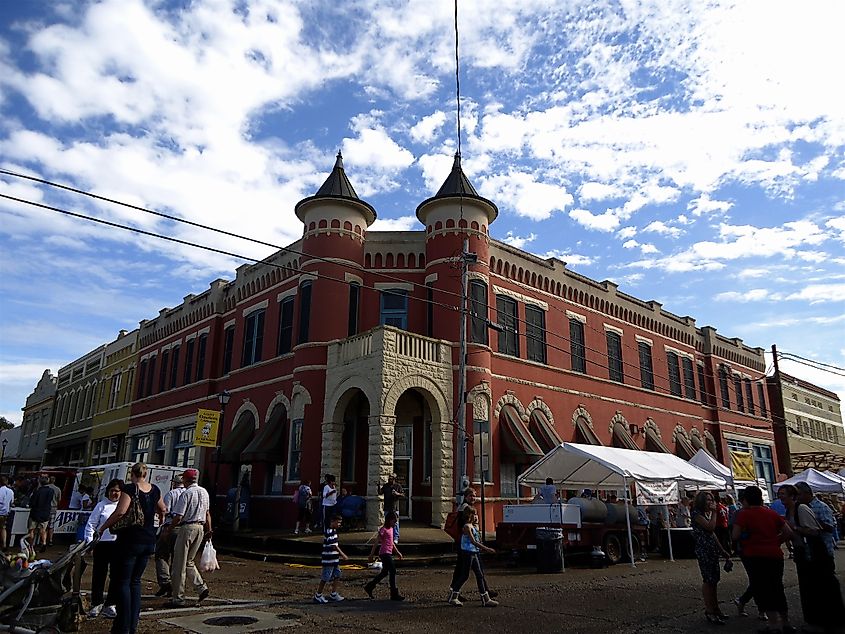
[393,424,412,519]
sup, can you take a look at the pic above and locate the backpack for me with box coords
[292,487,300,505]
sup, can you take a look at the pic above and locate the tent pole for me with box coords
[665,505,675,562]
[623,476,636,568]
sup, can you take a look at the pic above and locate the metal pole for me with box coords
[665,505,675,562]
[770,344,793,477]
[480,417,486,541]
[456,237,469,496]
[623,477,636,568]
[211,401,226,523]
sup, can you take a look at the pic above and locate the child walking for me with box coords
[314,514,348,604]
[447,507,498,607]
[364,514,405,601]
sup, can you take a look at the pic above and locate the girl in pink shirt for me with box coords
[364,515,404,601]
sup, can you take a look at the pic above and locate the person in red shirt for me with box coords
[732,485,795,632]
[715,497,731,555]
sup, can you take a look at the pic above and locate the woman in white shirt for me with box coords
[84,479,123,618]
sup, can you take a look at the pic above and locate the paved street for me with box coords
[73,548,845,633]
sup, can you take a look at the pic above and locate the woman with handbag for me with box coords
[779,484,845,633]
[99,463,166,634]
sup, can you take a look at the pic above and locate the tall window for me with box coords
[570,319,586,373]
[137,360,147,399]
[222,326,235,374]
[734,375,745,412]
[718,366,731,408]
[380,289,408,329]
[108,372,121,409]
[183,338,195,386]
[145,356,156,396]
[638,342,654,390]
[496,295,519,357]
[473,419,491,482]
[172,426,195,468]
[348,283,360,336]
[667,352,682,396]
[525,306,547,363]
[745,379,755,415]
[277,296,295,355]
[158,349,169,392]
[123,368,134,405]
[426,283,434,337]
[469,281,489,345]
[697,364,708,404]
[288,419,303,480]
[169,345,180,389]
[606,331,624,382]
[757,383,767,417]
[297,281,312,344]
[682,357,696,400]
[131,435,150,464]
[195,334,207,381]
[242,309,266,367]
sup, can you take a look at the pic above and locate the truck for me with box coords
[494,500,648,565]
[8,462,193,545]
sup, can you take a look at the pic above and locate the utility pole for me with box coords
[770,344,793,476]
[456,237,470,496]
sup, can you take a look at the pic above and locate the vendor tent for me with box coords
[519,443,728,489]
[772,468,845,493]
[688,448,733,485]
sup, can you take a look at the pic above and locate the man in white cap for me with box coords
[165,468,211,607]
[154,473,186,597]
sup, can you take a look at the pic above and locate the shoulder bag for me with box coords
[111,485,145,533]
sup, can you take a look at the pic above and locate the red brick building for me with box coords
[127,153,779,529]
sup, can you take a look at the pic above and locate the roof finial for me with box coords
[452,151,461,169]
[335,150,344,169]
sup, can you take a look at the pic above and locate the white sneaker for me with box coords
[294,529,299,535]
[329,592,345,602]
[87,604,102,618]
[101,605,117,619]
[304,528,312,534]
[313,594,328,604]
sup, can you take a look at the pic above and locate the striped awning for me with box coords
[529,409,564,453]
[612,421,639,450]
[500,405,544,462]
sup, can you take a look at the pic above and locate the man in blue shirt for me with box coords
[795,482,837,558]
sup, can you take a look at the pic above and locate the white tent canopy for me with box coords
[772,468,845,494]
[688,448,733,485]
[518,443,728,490]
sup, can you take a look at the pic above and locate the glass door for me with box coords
[393,425,412,519]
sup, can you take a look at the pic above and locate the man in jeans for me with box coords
[165,469,211,607]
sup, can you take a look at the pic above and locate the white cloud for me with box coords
[785,284,845,304]
[737,268,769,279]
[642,220,682,238]
[622,239,639,249]
[578,181,622,202]
[617,226,637,239]
[409,111,448,144]
[640,243,659,254]
[541,249,595,267]
[568,208,620,232]
[687,193,733,216]
[479,171,573,221]
[501,232,537,249]
[714,289,771,303]
[369,215,419,231]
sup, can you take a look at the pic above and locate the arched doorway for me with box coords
[242,402,287,494]
[339,390,370,496]
[392,389,434,524]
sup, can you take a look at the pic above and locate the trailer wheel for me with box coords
[603,533,623,565]
[624,534,641,562]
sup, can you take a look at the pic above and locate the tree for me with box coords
[0,417,14,431]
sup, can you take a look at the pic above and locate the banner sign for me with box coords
[730,450,756,481]
[635,480,680,506]
[195,409,221,447]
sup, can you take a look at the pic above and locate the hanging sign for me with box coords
[635,480,680,506]
[195,409,221,447]
[730,450,756,481]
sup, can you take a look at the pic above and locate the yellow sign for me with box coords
[195,409,220,447]
[730,450,756,481]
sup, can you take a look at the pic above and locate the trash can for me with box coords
[535,527,564,573]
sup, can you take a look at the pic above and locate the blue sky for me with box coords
[1,0,844,426]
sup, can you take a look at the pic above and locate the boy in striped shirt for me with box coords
[314,514,348,604]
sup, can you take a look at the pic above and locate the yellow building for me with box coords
[90,329,138,465]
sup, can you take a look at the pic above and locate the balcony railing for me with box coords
[331,326,446,367]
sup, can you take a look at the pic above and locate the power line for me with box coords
[777,353,845,378]
[777,351,845,375]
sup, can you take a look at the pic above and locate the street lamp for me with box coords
[211,390,230,522]
[0,438,7,475]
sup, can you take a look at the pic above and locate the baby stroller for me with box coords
[0,538,93,634]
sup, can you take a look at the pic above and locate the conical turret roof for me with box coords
[295,151,376,224]
[416,152,498,222]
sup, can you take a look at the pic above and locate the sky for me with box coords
[0,0,843,428]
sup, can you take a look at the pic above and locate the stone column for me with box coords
[366,415,395,529]
[431,418,454,528]
[320,419,343,478]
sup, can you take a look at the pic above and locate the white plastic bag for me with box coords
[198,540,220,573]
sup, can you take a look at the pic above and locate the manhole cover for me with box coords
[203,615,260,626]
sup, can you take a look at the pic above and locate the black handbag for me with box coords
[110,486,145,533]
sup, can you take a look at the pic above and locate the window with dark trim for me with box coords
[222,326,235,374]
[277,296,294,355]
[718,366,731,408]
[380,289,408,329]
[158,349,169,393]
[137,359,147,399]
[745,379,755,415]
[242,309,265,367]
[697,364,708,405]
[297,281,312,344]
[525,305,546,364]
[348,283,360,337]
[734,374,745,412]
[570,319,586,373]
[606,331,623,382]
[682,357,696,400]
[288,419,303,481]
[183,339,195,386]
[469,280,488,345]
[169,345,180,389]
[426,283,434,337]
[195,334,207,381]
[638,342,654,390]
[145,356,156,396]
[757,383,767,417]
[496,295,519,357]
[667,351,682,396]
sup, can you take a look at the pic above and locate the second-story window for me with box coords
[638,341,654,390]
[183,338,195,385]
[380,289,408,329]
[158,349,169,392]
[606,331,624,382]
[348,283,360,337]
[195,334,207,381]
[222,326,235,374]
[525,305,547,364]
[667,351,682,396]
[169,345,180,389]
[277,296,295,355]
[297,281,312,344]
[682,357,696,400]
[757,383,767,417]
[570,318,586,373]
[697,364,708,405]
[496,295,519,357]
[242,309,266,367]
[145,356,156,397]
[745,379,756,415]
[734,374,745,412]
[469,281,489,345]
[718,366,731,408]
[108,372,121,409]
[137,359,147,399]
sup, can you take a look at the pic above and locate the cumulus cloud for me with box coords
[714,289,772,303]
[578,181,622,202]
[540,249,595,267]
[501,232,537,249]
[568,208,620,232]
[370,215,419,231]
[642,220,682,238]
[479,171,573,221]
[409,111,448,144]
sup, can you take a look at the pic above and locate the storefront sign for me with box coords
[729,450,756,481]
[635,480,680,506]
[195,409,220,447]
